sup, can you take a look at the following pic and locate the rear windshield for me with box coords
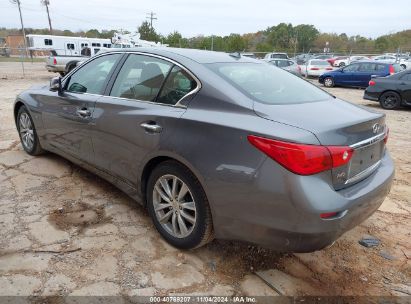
[272,54,288,59]
[393,64,402,73]
[208,63,330,105]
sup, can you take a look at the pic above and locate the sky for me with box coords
[1,0,410,38]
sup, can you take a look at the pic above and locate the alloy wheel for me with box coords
[152,174,197,238]
[19,112,34,151]
[382,94,398,109]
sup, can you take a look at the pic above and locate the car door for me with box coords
[339,63,360,86]
[41,53,123,163]
[357,63,376,87]
[90,53,199,187]
[399,73,411,102]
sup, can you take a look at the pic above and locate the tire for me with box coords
[400,64,406,70]
[379,91,401,110]
[146,160,214,249]
[58,72,65,77]
[323,77,335,88]
[16,106,44,155]
[339,62,345,67]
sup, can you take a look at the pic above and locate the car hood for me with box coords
[253,98,385,146]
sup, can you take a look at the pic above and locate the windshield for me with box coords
[208,63,330,105]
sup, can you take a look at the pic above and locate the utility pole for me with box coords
[10,0,29,58]
[146,11,157,29]
[211,35,214,51]
[41,0,53,34]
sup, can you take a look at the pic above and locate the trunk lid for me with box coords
[253,98,387,189]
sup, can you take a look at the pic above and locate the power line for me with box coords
[146,11,157,29]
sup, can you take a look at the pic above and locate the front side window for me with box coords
[157,66,197,105]
[343,64,359,72]
[65,53,121,94]
[208,63,330,105]
[110,54,172,102]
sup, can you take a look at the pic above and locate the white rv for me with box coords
[27,34,112,56]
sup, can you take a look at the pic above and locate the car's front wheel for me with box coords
[146,160,214,249]
[323,77,335,88]
[17,106,44,155]
[379,91,401,110]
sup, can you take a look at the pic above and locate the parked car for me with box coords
[333,56,369,67]
[328,56,348,67]
[372,55,397,64]
[14,48,393,252]
[364,70,411,109]
[268,59,301,76]
[399,58,411,70]
[319,61,402,88]
[303,59,333,77]
[313,54,334,60]
[45,47,107,76]
[292,53,314,65]
[263,52,289,61]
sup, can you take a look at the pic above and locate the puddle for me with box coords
[48,201,110,232]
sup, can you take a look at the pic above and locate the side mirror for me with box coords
[50,76,62,94]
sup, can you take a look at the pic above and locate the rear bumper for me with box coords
[363,90,380,102]
[46,64,64,72]
[212,150,394,252]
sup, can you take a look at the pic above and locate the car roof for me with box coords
[102,47,260,64]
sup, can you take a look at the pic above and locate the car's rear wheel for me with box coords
[17,106,44,155]
[379,91,401,110]
[400,64,406,70]
[146,160,214,249]
[339,62,345,67]
[324,77,334,88]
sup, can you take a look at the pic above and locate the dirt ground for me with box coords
[0,62,410,298]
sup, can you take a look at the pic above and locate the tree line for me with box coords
[1,22,410,54]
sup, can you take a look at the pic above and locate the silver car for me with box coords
[268,59,301,76]
[14,48,394,252]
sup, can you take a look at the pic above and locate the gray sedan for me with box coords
[268,59,301,76]
[14,48,394,252]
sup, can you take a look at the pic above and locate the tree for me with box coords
[166,31,183,47]
[294,24,319,52]
[138,21,159,42]
[85,29,100,38]
[226,34,246,52]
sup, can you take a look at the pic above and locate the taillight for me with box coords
[384,128,389,144]
[320,212,339,219]
[53,58,57,65]
[247,135,354,175]
[310,67,319,70]
[389,65,395,75]
[369,80,376,86]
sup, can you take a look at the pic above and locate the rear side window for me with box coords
[157,66,197,105]
[392,64,402,73]
[359,63,376,72]
[209,63,330,105]
[66,54,121,94]
[277,60,290,67]
[110,54,173,102]
[375,64,385,71]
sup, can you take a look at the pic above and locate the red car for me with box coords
[328,56,348,66]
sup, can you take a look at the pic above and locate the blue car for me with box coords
[319,61,401,88]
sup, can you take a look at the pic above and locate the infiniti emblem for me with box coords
[372,123,381,134]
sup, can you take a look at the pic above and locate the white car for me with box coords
[303,59,334,77]
[372,55,397,64]
[399,58,411,70]
[263,52,289,61]
[333,56,368,67]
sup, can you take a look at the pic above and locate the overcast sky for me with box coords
[1,0,410,38]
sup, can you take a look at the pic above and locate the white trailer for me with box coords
[26,34,112,56]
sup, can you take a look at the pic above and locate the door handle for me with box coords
[140,122,162,133]
[76,108,91,117]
